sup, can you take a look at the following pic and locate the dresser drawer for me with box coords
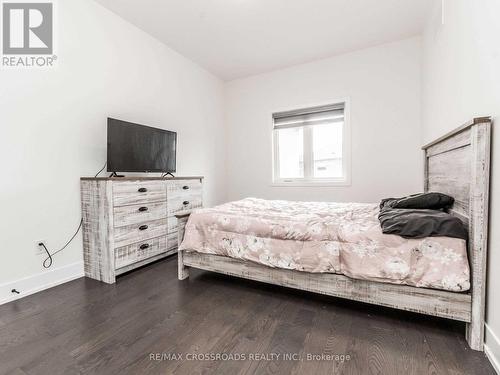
[167,195,203,216]
[166,180,202,200]
[114,218,167,248]
[115,236,167,269]
[114,202,167,228]
[113,181,166,207]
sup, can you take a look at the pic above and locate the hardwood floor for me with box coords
[0,256,495,375]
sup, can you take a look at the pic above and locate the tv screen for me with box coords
[107,118,177,173]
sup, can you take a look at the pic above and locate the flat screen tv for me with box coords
[107,118,177,173]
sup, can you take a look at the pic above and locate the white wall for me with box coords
[421,0,500,368]
[224,37,422,203]
[0,0,226,301]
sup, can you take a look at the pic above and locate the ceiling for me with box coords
[94,0,433,81]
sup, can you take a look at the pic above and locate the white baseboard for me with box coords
[485,323,500,374]
[0,262,84,305]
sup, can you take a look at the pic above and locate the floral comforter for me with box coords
[179,198,470,292]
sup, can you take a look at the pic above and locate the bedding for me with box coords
[179,198,470,292]
[378,207,468,240]
[380,192,454,210]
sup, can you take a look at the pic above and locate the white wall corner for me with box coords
[0,262,84,305]
[485,323,500,374]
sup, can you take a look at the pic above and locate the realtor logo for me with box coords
[1,1,56,67]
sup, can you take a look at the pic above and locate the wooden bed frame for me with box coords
[176,117,492,351]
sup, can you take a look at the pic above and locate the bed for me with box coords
[175,117,491,351]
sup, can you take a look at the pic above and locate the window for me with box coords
[272,102,349,185]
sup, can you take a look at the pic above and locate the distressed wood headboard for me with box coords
[422,117,492,350]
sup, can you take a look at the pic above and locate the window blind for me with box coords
[273,103,344,130]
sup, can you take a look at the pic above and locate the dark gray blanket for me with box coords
[378,207,468,240]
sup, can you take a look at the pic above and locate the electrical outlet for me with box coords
[35,241,46,255]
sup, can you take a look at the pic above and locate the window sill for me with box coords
[270,180,351,187]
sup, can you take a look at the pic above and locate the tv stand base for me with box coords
[109,172,125,178]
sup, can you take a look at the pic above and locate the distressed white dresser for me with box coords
[80,176,203,283]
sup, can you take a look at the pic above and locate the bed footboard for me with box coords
[175,211,191,280]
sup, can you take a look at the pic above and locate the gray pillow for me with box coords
[378,208,467,240]
[380,192,454,210]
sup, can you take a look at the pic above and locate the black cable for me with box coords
[94,161,107,177]
[41,243,53,268]
[41,162,104,268]
[42,219,83,268]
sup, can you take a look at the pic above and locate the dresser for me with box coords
[80,176,203,283]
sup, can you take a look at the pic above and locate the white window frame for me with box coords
[271,99,351,187]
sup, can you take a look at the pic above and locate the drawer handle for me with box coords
[138,206,149,212]
[139,225,149,231]
[182,185,189,190]
[138,187,148,193]
[183,201,189,206]
[139,243,150,250]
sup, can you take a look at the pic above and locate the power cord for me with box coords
[94,161,107,177]
[40,162,106,268]
[41,218,83,268]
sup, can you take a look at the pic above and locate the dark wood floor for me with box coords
[0,256,495,375]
